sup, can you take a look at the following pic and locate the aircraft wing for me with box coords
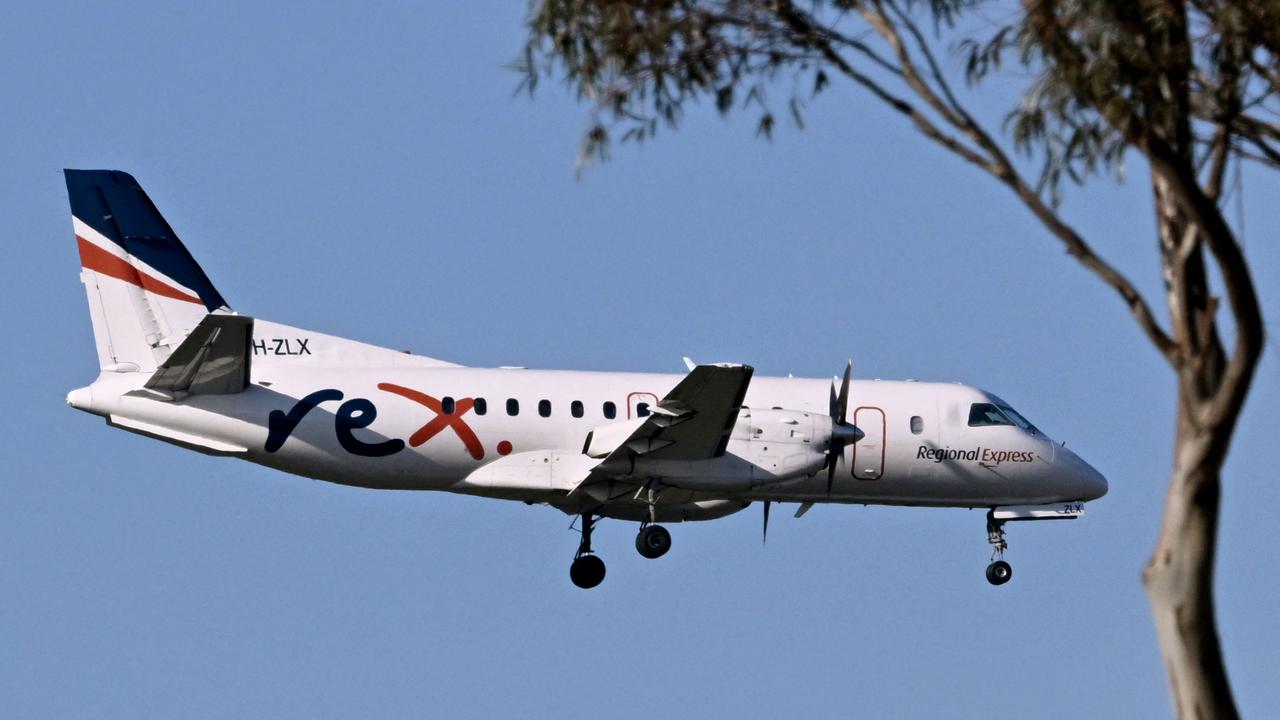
[143,314,253,398]
[588,363,753,472]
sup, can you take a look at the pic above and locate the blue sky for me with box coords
[3,2,1278,718]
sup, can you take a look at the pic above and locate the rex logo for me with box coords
[376,383,485,460]
[264,384,484,460]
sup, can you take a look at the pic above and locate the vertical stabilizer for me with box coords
[65,170,229,373]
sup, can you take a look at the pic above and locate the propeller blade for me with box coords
[762,501,771,545]
[825,359,854,496]
[836,358,852,425]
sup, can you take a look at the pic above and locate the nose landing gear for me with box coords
[986,510,1013,586]
[569,513,606,589]
[980,503,1087,585]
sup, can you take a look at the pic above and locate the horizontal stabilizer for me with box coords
[144,314,253,398]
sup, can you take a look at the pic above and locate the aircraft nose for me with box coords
[1080,462,1108,500]
[1055,444,1107,501]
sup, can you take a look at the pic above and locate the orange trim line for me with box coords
[77,236,202,305]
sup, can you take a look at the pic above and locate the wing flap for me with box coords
[581,364,753,488]
[635,363,753,461]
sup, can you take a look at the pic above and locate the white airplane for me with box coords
[62,169,1107,589]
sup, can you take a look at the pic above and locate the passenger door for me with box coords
[851,406,886,480]
[627,391,660,419]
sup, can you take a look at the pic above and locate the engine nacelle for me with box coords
[731,406,832,482]
[634,407,832,491]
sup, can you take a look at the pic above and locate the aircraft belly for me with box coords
[737,451,1068,507]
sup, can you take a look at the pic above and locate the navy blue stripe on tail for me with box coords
[65,169,228,311]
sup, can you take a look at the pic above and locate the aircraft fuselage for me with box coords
[70,352,1106,520]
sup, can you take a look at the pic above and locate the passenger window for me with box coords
[506,398,519,416]
[636,402,651,417]
[603,401,617,419]
[539,399,552,417]
[473,398,487,416]
[571,400,584,418]
[968,403,1013,427]
[441,396,455,415]
[910,416,923,435]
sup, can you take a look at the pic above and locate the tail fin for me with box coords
[65,169,229,373]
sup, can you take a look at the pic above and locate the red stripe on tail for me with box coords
[77,236,203,305]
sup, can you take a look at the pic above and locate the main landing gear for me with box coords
[985,510,1013,586]
[568,516,675,589]
[635,522,672,559]
[569,513,606,589]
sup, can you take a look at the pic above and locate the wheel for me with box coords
[986,560,1013,586]
[570,554,606,589]
[635,524,672,559]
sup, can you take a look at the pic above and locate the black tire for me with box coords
[986,560,1013,586]
[570,554,606,589]
[635,524,672,559]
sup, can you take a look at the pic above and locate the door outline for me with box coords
[851,406,886,481]
[626,392,660,419]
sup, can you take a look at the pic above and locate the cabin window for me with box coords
[441,396,455,415]
[636,402,651,417]
[473,398,487,416]
[539,399,552,417]
[506,398,519,416]
[910,415,923,434]
[968,403,1013,428]
[571,400,584,418]
[603,401,617,419]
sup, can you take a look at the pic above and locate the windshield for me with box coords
[996,403,1041,435]
[968,401,1043,435]
[968,403,1013,427]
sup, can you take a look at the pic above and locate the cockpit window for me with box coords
[996,404,1041,435]
[968,401,1043,435]
[968,403,1014,427]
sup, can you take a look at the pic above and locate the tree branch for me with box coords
[855,0,1180,362]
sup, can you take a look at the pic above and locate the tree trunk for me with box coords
[1143,176,1240,719]
[1142,408,1239,719]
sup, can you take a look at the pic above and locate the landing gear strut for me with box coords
[635,522,672,559]
[985,510,1013,586]
[569,513,606,589]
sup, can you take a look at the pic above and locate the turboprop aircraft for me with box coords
[62,169,1107,589]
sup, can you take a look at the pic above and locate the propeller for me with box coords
[826,359,863,495]
[763,360,857,544]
